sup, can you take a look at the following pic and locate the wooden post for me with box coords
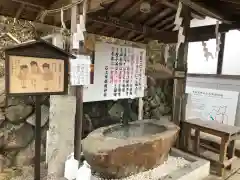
[34,96,42,180]
[172,4,191,147]
[72,0,88,162]
[73,41,85,162]
[217,33,226,75]
[74,86,83,161]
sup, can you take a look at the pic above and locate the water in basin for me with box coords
[103,122,167,139]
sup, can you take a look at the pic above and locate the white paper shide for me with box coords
[70,55,91,86]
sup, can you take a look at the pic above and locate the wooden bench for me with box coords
[182,118,240,177]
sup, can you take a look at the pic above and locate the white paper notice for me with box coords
[72,32,84,49]
[70,55,91,86]
[186,86,239,126]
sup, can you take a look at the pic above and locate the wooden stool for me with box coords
[182,118,240,177]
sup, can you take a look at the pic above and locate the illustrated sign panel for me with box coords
[186,86,239,126]
[83,42,146,102]
[69,55,91,86]
[8,56,65,94]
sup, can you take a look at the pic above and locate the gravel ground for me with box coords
[92,156,190,180]
[7,163,48,180]
[6,156,190,180]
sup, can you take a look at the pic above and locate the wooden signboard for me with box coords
[4,39,75,180]
[5,39,75,96]
[9,56,65,94]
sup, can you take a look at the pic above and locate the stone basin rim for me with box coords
[103,122,168,139]
[82,119,179,154]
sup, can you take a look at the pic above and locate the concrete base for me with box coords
[161,148,210,180]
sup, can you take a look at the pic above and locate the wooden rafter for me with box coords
[144,8,173,26]
[131,1,176,42]
[161,0,204,19]
[100,0,147,38]
[111,29,126,38]
[156,15,175,29]
[100,0,146,35]
[120,0,146,20]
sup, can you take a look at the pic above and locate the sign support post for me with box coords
[34,95,42,180]
[4,39,75,180]
[74,85,83,162]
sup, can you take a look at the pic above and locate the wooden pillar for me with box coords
[172,4,191,148]
[217,33,226,75]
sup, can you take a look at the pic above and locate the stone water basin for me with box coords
[82,119,179,178]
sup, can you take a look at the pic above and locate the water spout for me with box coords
[120,99,132,126]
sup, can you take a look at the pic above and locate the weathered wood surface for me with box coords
[182,118,240,177]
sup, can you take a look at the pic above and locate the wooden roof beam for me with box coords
[12,0,45,9]
[100,0,146,38]
[49,0,114,25]
[49,0,115,12]
[180,0,232,23]
[87,14,240,43]
[160,0,204,19]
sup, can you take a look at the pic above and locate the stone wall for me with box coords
[0,83,49,169]
[0,40,176,170]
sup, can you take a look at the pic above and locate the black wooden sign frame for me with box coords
[4,39,75,96]
[4,39,75,180]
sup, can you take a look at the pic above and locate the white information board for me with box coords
[70,55,91,86]
[83,42,146,102]
[186,87,239,126]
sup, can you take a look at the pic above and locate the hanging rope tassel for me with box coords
[61,8,66,29]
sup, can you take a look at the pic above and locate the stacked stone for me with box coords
[0,88,49,169]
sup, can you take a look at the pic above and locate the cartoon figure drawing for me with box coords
[30,61,41,74]
[42,63,53,90]
[17,65,29,88]
[30,61,42,88]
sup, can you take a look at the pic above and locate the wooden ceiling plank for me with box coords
[120,0,146,19]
